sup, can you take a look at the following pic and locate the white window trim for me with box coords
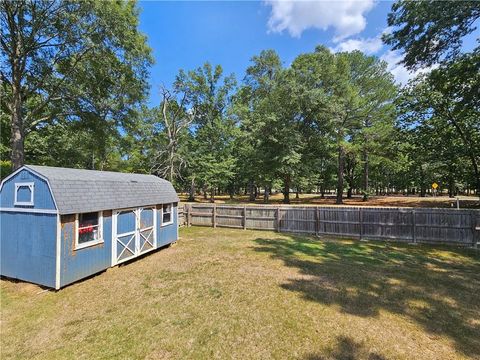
[161,203,174,226]
[75,211,104,250]
[14,182,34,206]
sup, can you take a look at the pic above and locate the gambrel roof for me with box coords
[25,165,179,214]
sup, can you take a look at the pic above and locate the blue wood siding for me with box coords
[0,212,57,288]
[1,202,178,289]
[157,203,178,247]
[0,169,56,210]
[16,185,32,202]
[60,213,112,287]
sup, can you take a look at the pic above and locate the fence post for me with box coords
[472,210,478,248]
[321,208,326,234]
[213,204,217,228]
[275,207,279,232]
[359,208,363,240]
[243,205,247,230]
[412,209,417,244]
[315,206,320,236]
[277,207,282,232]
[187,204,191,227]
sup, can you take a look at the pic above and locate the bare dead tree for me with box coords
[149,85,195,183]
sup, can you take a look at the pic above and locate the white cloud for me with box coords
[332,36,383,54]
[265,0,376,41]
[380,50,438,84]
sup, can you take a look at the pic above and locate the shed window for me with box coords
[162,204,173,225]
[14,182,34,206]
[76,212,103,249]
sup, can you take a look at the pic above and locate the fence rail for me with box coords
[179,204,480,247]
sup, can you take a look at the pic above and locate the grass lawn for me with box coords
[1,227,479,360]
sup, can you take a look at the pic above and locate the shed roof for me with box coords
[25,165,179,215]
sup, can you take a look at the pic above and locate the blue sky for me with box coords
[137,1,475,107]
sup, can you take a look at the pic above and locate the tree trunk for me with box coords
[210,187,215,203]
[7,4,25,171]
[11,57,24,170]
[248,180,255,202]
[295,188,300,199]
[363,150,369,192]
[168,149,174,183]
[473,162,480,198]
[347,186,352,199]
[283,174,290,204]
[188,178,195,202]
[448,172,455,198]
[263,186,270,203]
[11,98,24,170]
[420,167,426,197]
[336,145,345,204]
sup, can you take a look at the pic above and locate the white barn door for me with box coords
[138,207,156,255]
[112,207,157,265]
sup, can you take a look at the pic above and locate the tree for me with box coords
[0,0,152,170]
[398,67,480,196]
[174,63,237,201]
[385,0,480,195]
[291,47,397,204]
[291,47,354,204]
[383,0,480,69]
[239,50,311,204]
[235,50,285,202]
[341,51,397,199]
[148,86,195,183]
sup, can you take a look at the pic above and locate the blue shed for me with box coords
[0,165,179,289]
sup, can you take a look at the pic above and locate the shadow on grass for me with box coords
[305,336,386,360]
[253,235,480,357]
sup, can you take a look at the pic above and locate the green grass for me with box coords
[1,227,480,359]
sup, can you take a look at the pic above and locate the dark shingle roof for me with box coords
[26,165,179,214]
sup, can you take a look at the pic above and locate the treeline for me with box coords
[137,46,479,203]
[1,1,479,203]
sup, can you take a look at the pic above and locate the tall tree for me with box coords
[383,0,480,69]
[0,0,152,170]
[291,47,396,204]
[148,86,195,183]
[235,50,284,202]
[398,68,480,195]
[175,63,237,201]
[341,51,397,199]
[385,0,480,195]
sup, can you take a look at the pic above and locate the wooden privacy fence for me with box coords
[180,204,480,247]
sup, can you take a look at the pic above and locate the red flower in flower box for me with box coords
[79,226,94,234]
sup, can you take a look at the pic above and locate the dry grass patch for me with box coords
[1,227,479,359]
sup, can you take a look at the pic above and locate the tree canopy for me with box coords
[1,0,152,170]
[383,0,480,69]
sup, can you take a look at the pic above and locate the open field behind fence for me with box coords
[179,204,480,247]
